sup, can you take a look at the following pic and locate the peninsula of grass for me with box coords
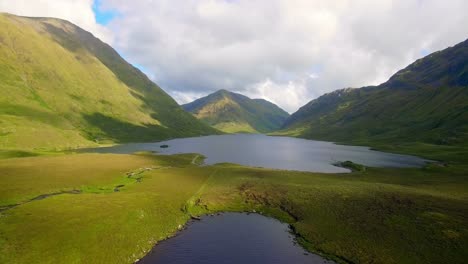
[0,150,466,264]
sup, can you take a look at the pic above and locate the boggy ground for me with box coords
[0,152,466,264]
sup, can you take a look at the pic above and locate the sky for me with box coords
[1,0,468,113]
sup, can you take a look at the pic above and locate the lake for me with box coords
[138,212,333,264]
[83,134,429,173]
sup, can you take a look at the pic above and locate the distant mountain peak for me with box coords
[215,89,231,94]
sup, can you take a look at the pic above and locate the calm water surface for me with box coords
[138,213,333,264]
[84,134,429,173]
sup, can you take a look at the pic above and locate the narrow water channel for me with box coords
[138,212,334,264]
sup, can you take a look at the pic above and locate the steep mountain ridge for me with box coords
[183,89,289,133]
[282,38,468,147]
[0,13,218,150]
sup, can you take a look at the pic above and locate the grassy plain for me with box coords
[0,151,466,264]
[0,153,212,263]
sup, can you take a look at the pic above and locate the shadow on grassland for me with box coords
[82,113,173,143]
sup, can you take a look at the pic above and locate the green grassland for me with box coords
[212,121,258,133]
[0,153,212,263]
[0,152,466,264]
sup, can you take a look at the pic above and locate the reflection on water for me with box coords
[82,134,429,173]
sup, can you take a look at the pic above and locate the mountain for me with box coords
[0,13,218,150]
[282,38,468,148]
[183,89,289,133]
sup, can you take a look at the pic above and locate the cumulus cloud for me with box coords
[3,0,468,112]
[0,0,113,43]
[98,0,468,112]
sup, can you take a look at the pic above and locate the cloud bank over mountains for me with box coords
[2,0,468,112]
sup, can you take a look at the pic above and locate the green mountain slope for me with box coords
[182,89,289,133]
[0,13,218,150]
[282,38,468,148]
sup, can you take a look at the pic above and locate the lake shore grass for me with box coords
[0,151,467,263]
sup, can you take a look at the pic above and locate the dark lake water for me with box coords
[83,134,428,173]
[138,213,333,264]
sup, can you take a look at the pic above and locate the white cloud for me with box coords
[246,78,311,114]
[0,0,113,43]
[99,0,468,112]
[2,0,468,113]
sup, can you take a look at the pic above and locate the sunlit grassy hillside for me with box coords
[0,13,218,150]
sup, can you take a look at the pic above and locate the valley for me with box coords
[0,11,466,264]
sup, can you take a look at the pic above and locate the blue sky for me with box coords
[419,49,430,57]
[92,0,116,25]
